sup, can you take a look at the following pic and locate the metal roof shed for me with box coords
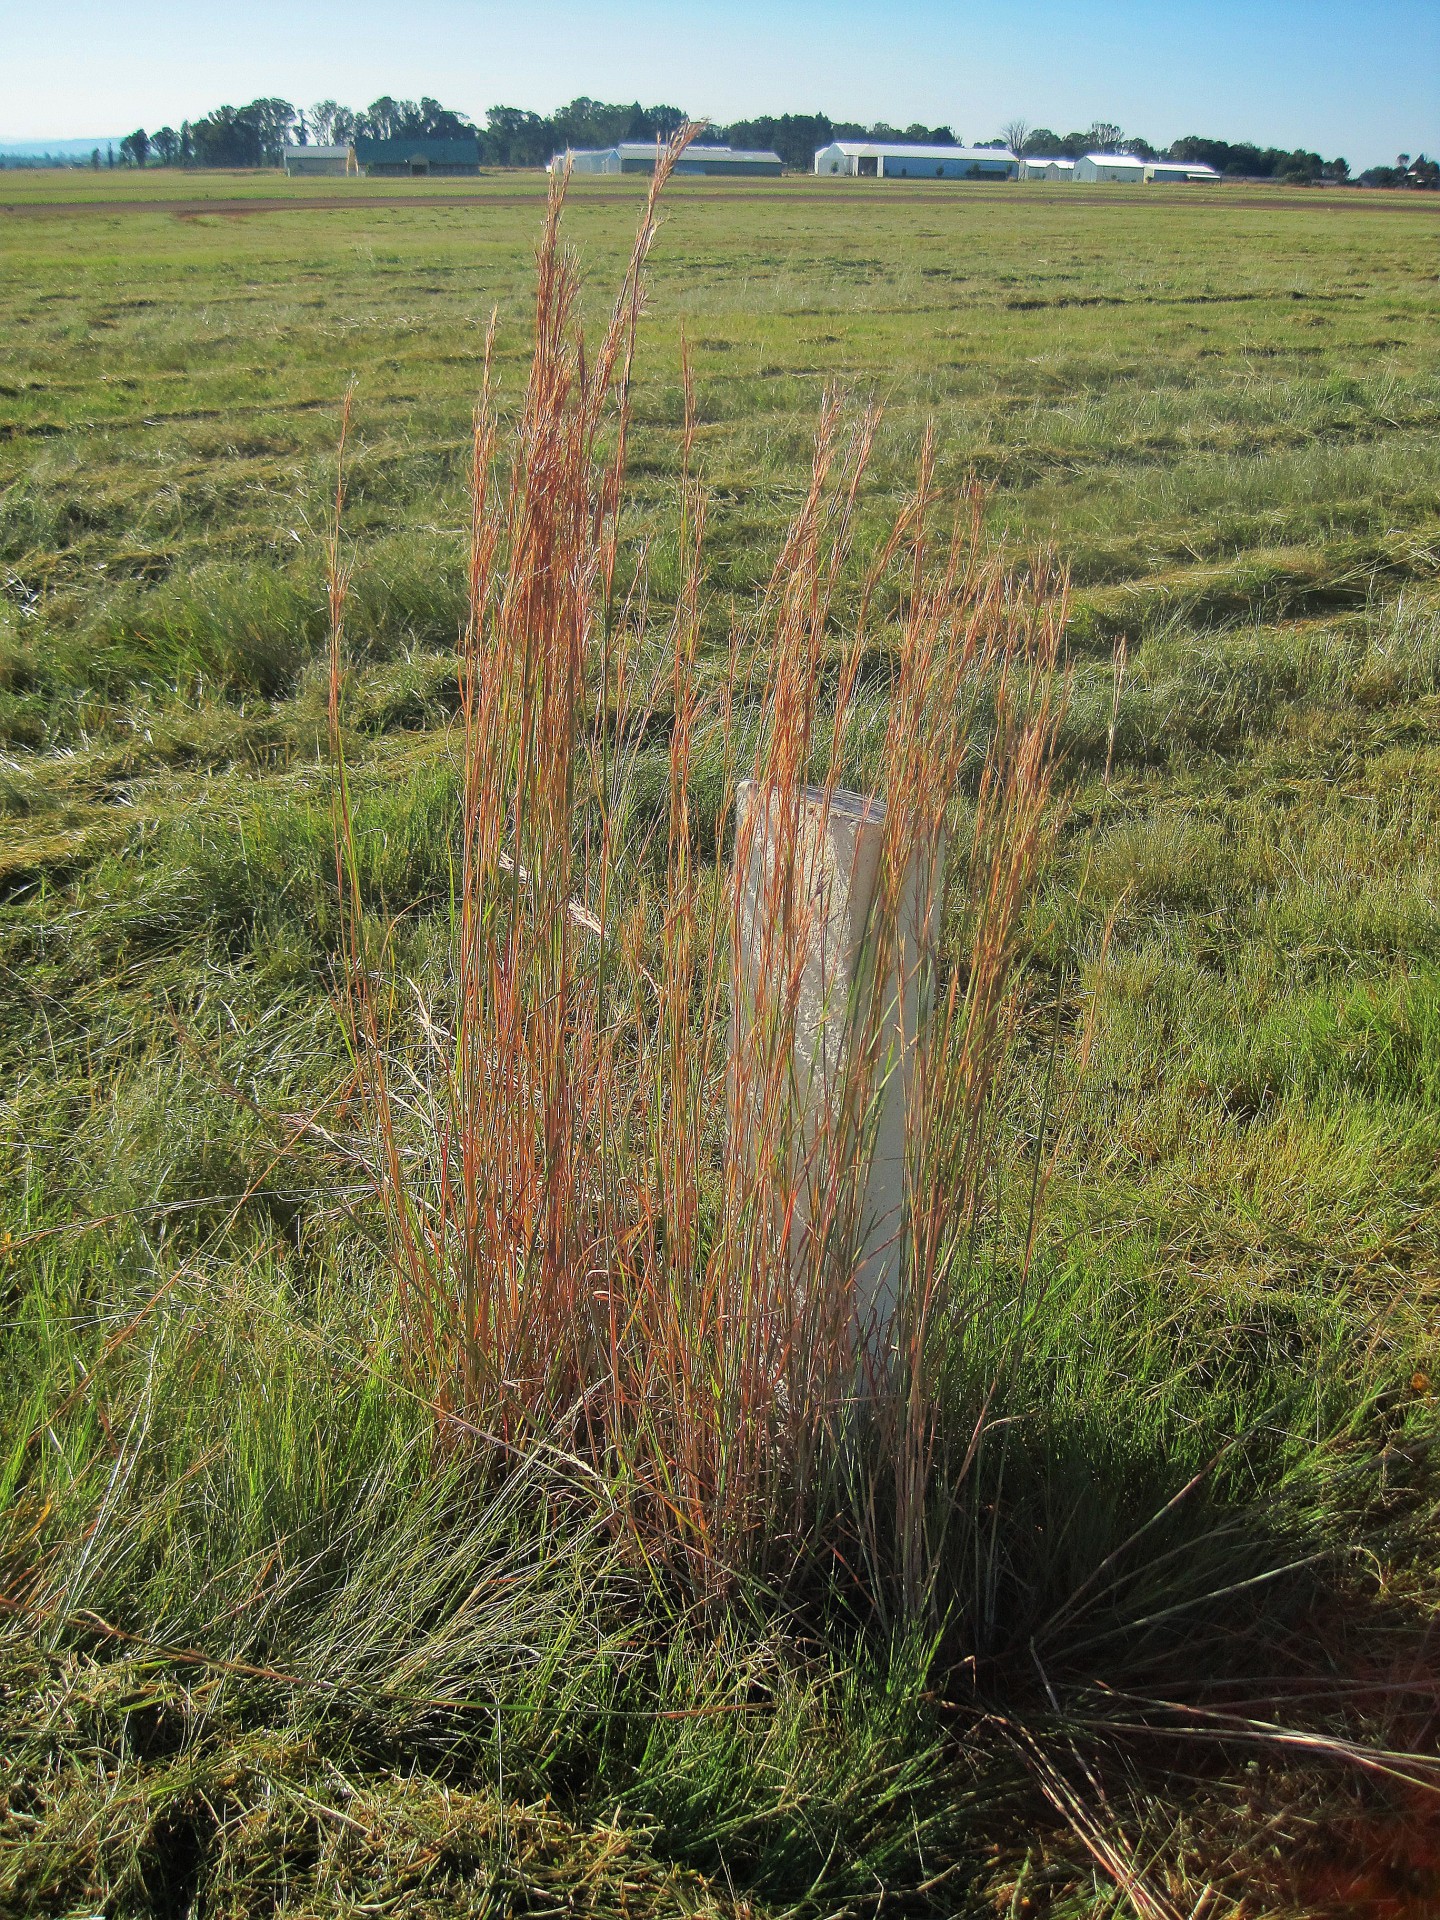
[555,146,622,173]
[814,141,1018,180]
[670,144,783,176]
[1074,152,1147,182]
[282,144,354,177]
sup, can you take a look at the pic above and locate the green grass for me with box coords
[2,170,1439,1916]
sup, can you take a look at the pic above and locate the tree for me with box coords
[239,98,297,164]
[624,101,686,142]
[90,147,100,170]
[1000,119,1030,156]
[414,97,478,139]
[1167,134,1349,183]
[188,98,296,167]
[191,106,262,168]
[310,100,340,145]
[485,106,552,167]
[1275,148,1325,184]
[151,127,181,165]
[715,113,833,170]
[1023,127,1061,155]
[534,96,680,158]
[360,96,401,139]
[180,122,194,165]
[1086,121,1126,152]
[348,96,476,147]
[552,97,635,151]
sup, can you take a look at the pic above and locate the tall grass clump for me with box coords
[328,132,1066,1616]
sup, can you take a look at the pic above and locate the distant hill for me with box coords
[0,137,123,161]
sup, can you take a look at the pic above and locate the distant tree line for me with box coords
[1354,152,1439,189]
[105,96,476,172]
[1162,135,1350,184]
[60,94,1435,189]
[97,96,962,173]
[991,121,1352,182]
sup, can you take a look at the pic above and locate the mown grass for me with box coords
[2,172,1439,1916]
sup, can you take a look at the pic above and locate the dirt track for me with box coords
[4,183,1437,220]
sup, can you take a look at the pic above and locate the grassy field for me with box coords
[3,168,1439,1917]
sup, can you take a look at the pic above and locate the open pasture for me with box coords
[2,171,1439,1916]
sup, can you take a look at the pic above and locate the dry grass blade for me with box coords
[1008,1725,1189,1920]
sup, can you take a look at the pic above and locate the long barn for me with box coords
[352,137,481,177]
[555,143,783,177]
[813,142,1018,180]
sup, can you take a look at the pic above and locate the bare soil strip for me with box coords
[4,185,1437,220]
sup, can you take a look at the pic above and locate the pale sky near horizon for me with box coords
[2,0,1435,170]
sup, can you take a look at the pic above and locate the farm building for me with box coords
[1145,160,1221,183]
[352,136,481,177]
[555,143,783,176]
[281,145,354,177]
[1074,152,1148,183]
[1019,157,1076,181]
[814,141,1018,180]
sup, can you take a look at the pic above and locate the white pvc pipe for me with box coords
[733,779,942,1359]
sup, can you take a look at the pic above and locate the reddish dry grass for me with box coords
[327,129,1067,1610]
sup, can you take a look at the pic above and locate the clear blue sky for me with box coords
[3,0,1435,169]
